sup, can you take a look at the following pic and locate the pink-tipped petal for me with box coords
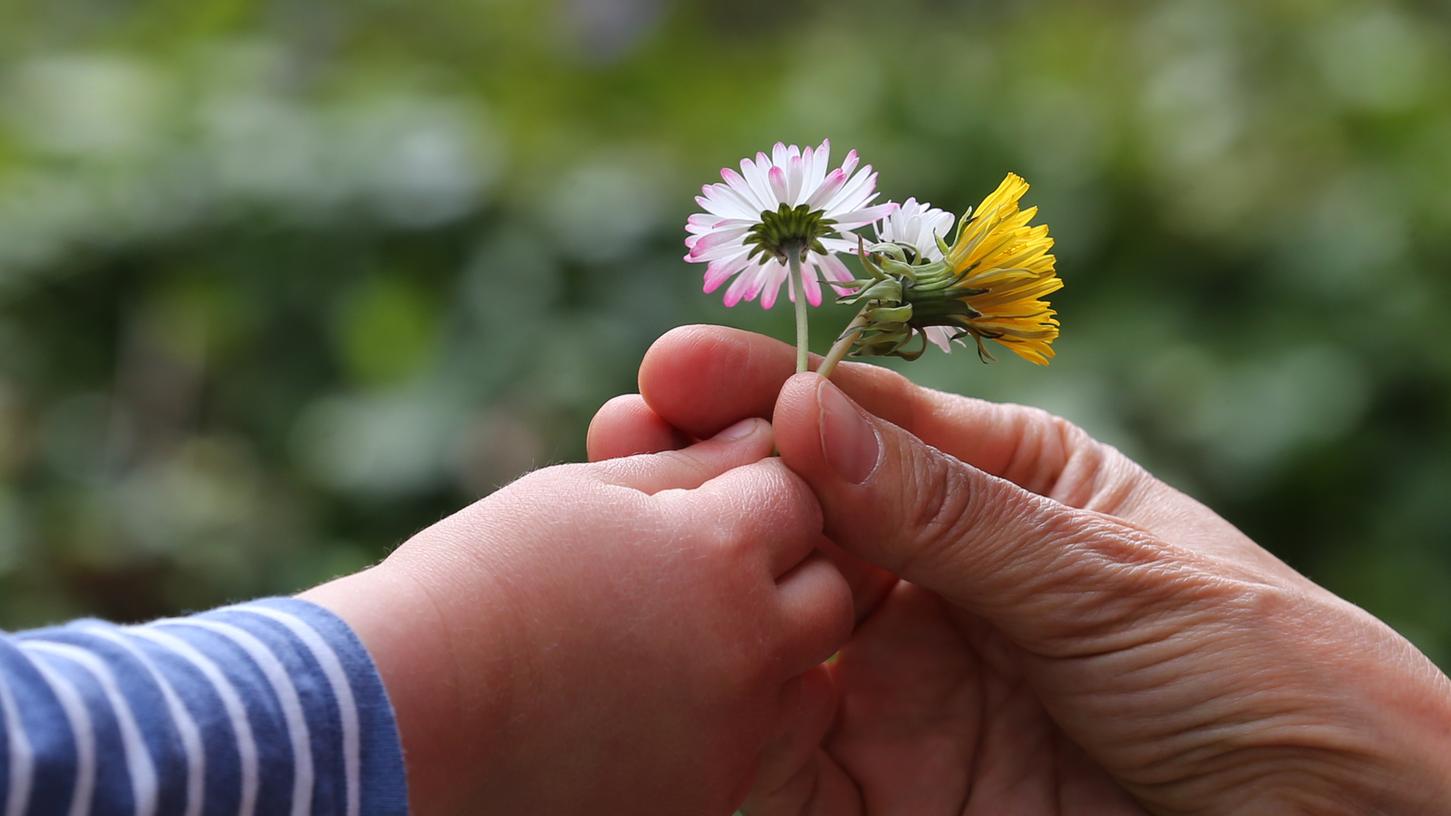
[687,214,752,235]
[698,188,755,219]
[719,166,746,191]
[743,264,769,303]
[703,253,749,293]
[722,267,758,307]
[818,252,853,283]
[805,168,847,209]
[690,240,753,263]
[761,262,789,309]
[739,157,772,207]
[786,154,805,205]
[833,201,899,230]
[693,194,736,219]
[767,166,790,205]
[800,260,824,306]
[686,226,750,258]
[825,166,876,214]
[804,141,826,192]
[713,181,763,218]
[721,167,764,209]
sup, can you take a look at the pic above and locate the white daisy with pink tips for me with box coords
[684,140,896,309]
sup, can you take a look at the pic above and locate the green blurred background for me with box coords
[2,0,1449,664]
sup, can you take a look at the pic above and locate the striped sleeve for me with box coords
[0,598,408,816]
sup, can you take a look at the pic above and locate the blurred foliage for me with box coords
[1,0,1449,664]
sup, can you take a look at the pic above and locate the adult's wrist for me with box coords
[1291,610,1451,816]
[1369,672,1451,813]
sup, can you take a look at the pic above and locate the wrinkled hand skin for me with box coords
[588,325,1451,816]
[306,417,854,815]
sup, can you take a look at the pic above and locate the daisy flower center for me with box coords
[742,203,837,263]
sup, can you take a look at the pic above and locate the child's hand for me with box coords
[303,417,853,815]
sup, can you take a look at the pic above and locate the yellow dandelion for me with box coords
[938,173,1061,364]
[843,173,1062,365]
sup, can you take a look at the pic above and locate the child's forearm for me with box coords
[300,560,515,815]
[1,597,407,814]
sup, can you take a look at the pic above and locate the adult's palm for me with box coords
[751,576,1144,815]
[588,326,1451,816]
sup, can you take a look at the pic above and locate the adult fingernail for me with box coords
[716,417,762,441]
[817,379,879,484]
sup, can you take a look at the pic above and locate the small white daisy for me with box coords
[873,197,963,353]
[684,140,896,309]
[874,197,955,265]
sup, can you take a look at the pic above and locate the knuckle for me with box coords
[769,462,825,533]
[996,403,1092,496]
[680,496,740,554]
[905,450,975,534]
[694,508,762,568]
[1054,512,1176,582]
[1003,405,1157,515]
[1032,513,1248,644]
[1047,417,1153,512]
[895,445,979,573]
[907,449,975,536]
[653,449,713,485]
[1214,576,1312,629]
[740,459,824,534]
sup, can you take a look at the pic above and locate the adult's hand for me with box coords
[589,325,1451,815]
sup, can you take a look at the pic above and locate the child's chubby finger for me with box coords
[773,554,854,677]
[815,536,898,625]
[741,665,863,816]
[586,394,688,461]
[743,666,838,808]
[672,456,892,634]
[588,416,774,494]
[678,457,824,578]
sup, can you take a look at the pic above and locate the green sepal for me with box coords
[836,277,902,305]
[865,304,914,323]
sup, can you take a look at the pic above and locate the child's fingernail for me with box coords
[817,379,879,484]
[715,417,761,441]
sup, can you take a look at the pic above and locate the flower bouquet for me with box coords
[684,140,1061,377]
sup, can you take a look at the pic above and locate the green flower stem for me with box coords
[816,307,869,379]
[790,253,810,373]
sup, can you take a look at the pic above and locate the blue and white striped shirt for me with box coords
[0,598,408,815]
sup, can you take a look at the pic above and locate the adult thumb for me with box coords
[773,372,1184,649]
